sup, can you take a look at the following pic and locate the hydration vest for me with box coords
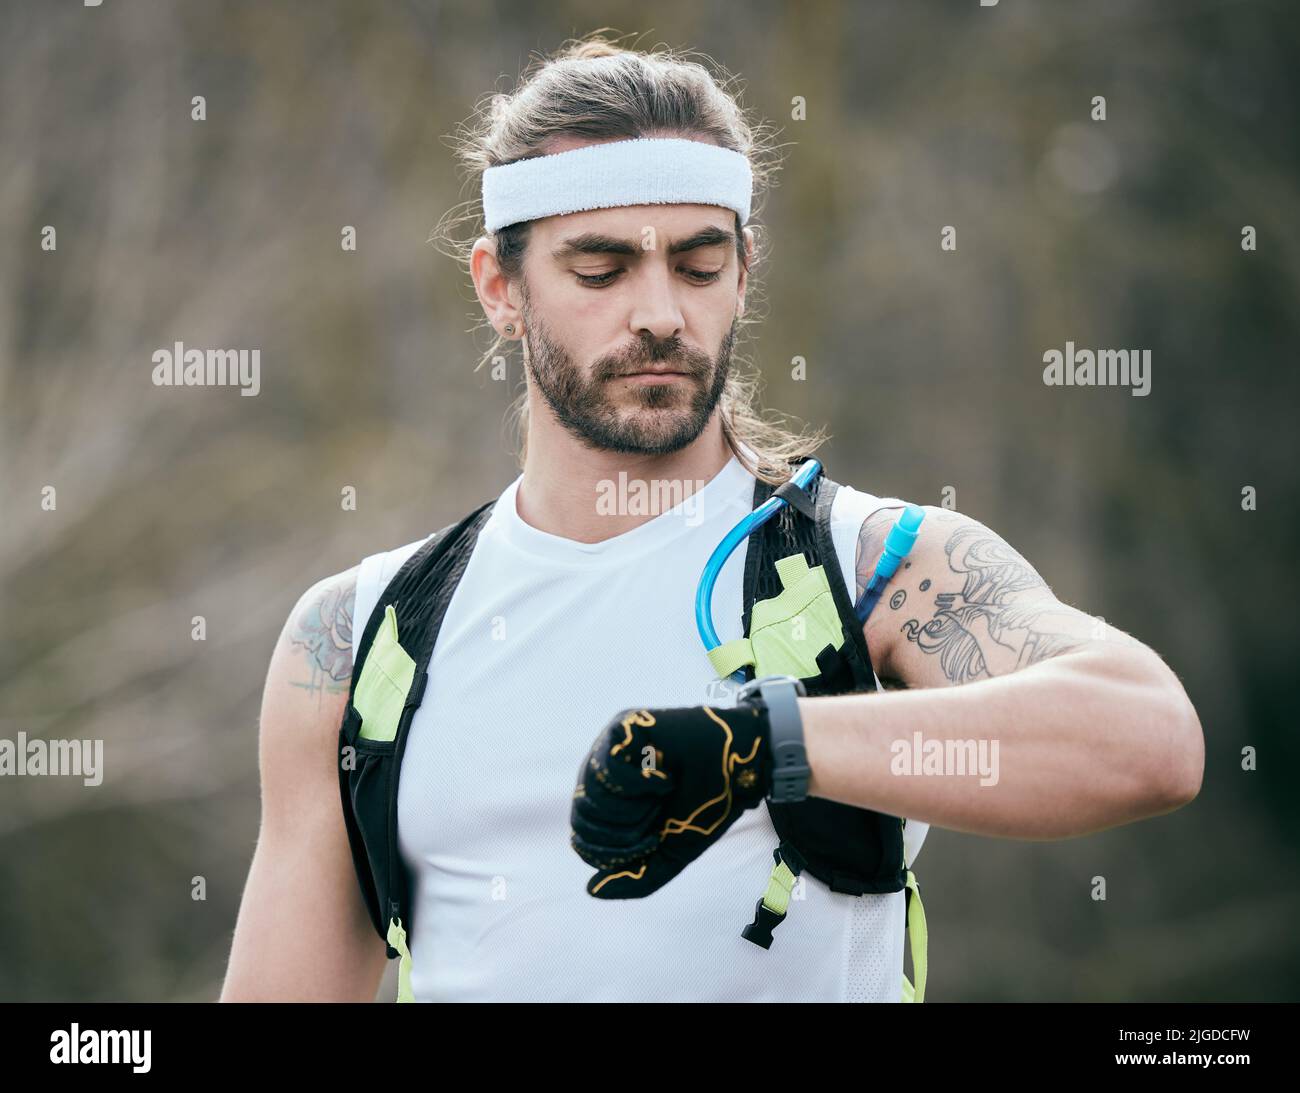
[337,461,929,1001]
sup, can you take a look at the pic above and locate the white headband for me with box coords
[481,137,752,232]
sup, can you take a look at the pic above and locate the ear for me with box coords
[471,236,523,336]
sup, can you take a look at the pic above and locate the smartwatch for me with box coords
[737,674,811,803]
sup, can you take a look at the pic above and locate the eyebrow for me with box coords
[550,225,736,260]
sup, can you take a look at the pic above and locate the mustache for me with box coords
[599,342,711,378]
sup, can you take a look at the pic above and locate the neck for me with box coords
[516,411,735,544]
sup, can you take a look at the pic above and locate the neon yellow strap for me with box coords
[760,856,799,916]
[772,553,811,589]
[386,916,415,1003]
[901,869,928,1003]
[707,637,755,679]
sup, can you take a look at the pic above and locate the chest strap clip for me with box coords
[741,842,806,949]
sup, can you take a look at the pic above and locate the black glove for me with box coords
[570,701,772,898]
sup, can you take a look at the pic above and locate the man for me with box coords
[221,37,1202,1002]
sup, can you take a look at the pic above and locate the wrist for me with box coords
[738,675,810,803]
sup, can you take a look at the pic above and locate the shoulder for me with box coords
[829,484,924,602]
[278,564,363,692]
[848,502,1046,598]
[890,506,1051,596]
[272,530,430,695]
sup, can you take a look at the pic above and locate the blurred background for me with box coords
[1,0,1297,1002]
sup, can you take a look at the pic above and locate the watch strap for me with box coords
[740,674,810,803]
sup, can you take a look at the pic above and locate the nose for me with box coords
[627,263,685,343]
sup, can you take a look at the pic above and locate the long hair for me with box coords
[432,31,829,485]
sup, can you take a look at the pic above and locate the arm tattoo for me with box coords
[288,574,356,699]
[901,517,1088,684]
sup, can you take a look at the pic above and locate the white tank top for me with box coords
[352,453,930,1001]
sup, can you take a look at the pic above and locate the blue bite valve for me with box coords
[877,504,925,581]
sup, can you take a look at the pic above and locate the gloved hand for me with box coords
[569,700,772,898]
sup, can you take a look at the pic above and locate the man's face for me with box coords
[516,202,747,456]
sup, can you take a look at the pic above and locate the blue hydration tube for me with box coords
[694,459,926,684]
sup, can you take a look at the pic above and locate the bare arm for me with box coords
[220,566,389,1001]
[798,506,1204,839]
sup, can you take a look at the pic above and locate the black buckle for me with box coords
[741,897,786,950]
[740,844,804,950]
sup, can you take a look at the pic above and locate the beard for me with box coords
[520,288,735,456]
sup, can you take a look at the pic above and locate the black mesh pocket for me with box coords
[338,706,397,941]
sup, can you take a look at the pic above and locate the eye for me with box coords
[575,270,623,287]
[574,267,724,288]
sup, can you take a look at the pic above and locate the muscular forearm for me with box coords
[798,645,1203,839]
